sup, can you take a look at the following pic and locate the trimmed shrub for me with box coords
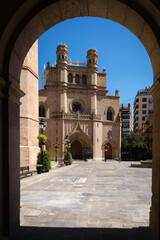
[37,134,47,143]
[37,150,51,172]
[64,152,72,165]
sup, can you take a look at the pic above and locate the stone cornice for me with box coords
[43,85,109,95]
[51,112,102,121]
[0,77,25,104]
[148,78,160,97]
[20,116,39,123]
[22,65,39,79]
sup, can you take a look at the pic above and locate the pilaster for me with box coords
[148,79,160,240]
[0,77,24,236]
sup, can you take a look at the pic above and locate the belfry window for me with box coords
[68,73,73,83]
[82,75,87,84]
[75,74,80,84]
[39,105,45,117]
[107,109,112,121]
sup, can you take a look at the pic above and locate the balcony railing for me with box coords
[51,112,101,120]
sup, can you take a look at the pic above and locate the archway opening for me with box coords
[71,140,82,159]
[105,143,112,159]
[20,16,153,232]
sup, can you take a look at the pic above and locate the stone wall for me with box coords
[20,41,39,167]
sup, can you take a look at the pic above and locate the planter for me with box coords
[37,164,43,174]
[64,159,69,166]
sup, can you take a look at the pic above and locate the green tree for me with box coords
[121,131,148,160]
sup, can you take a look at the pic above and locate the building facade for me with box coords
[119,103,132,137]
[39,44,121,161]
[134,88,153,132]
[140,114,153,150]
[20,41,39,167]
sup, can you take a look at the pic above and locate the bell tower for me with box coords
[56,44,68,67]
[87,49,98,161]
[87,48,98,115]
[56,44,68,112]
[87,48,98,70]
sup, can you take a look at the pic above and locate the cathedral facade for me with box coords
[39,44,121,161]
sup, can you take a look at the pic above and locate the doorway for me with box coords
[71,140,82,159]
[105,143,112,159]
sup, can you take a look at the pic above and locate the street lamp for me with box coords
[39,119,46,172]
[104,143,109,162]
[65,135,71,166]
[53,142,60,162]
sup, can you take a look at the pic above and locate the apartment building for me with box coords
[134,88,153,132]
[119,103,132,137]
[140,114,153,149]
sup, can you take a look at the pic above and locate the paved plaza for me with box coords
[21,161,152,229]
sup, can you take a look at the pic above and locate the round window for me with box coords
[72,102,82,113]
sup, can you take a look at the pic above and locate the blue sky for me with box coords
[38,17,153,112]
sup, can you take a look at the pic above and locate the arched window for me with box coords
[75,74,80,84]
[39,105,45,117]
[107,109,112,121]
[68,73,73,83]
[82,75,87,84]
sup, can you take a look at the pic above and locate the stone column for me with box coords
[92,118,97,161]
[60,90,67,113]
[0,78,24,236]
[149,79,160,240]
[91,92,97,115]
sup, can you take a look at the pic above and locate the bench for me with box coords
[20,166,34,178]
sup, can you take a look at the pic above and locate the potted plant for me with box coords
[37,150,51,173]
[64,152,72,165]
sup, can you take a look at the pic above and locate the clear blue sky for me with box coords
[38,17,153,112]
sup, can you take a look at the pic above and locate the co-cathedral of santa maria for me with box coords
[39,44,121,161]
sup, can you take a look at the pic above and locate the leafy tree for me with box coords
[121,131,148,160]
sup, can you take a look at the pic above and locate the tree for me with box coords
[121,131,148,160]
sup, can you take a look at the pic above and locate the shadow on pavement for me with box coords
[10,226,155,240]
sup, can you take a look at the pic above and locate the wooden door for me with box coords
[71,140,82,159]
[105,143,112,159]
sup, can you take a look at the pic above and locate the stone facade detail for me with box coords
[20,41,39,167]
[39,44,121,161]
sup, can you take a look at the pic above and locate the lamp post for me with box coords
[53,142,60,162]
[104,143,109,162]
[65,135,71,166]
[39,119,46,172]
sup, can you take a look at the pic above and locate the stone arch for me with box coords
[102,139,118,159]
[1,0,160,239]
[68,73,73,83]
[75,73,80,84]
[69,131,92,159]
[39,101,49,118]
[1,1,160,84]
[82,74,87,84]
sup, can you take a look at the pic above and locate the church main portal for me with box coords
[71,140,82,159]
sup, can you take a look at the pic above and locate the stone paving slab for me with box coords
[21,161,152,230]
